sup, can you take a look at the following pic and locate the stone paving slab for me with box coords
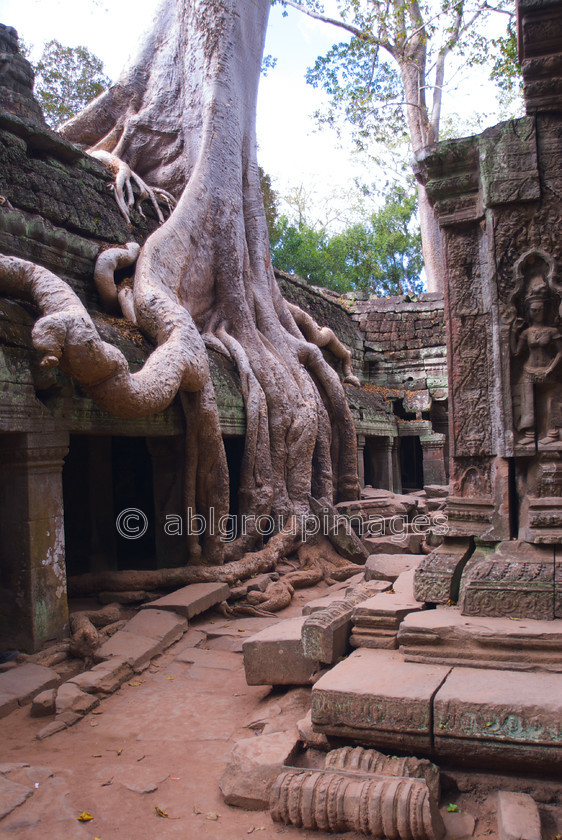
[121,608,187,642]
[365,553,425,582]
[176,647,241,670]
[94,630,168,670]
[142,582,230,619]
[497,791,541,840]
[68,656,133,694]
[243,616,321,685]
[434,666,562,769]
[0,692,18,719]
[0,663,59,706]
[0,775,34,820]
[311,649,450,752]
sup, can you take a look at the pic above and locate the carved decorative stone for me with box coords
[413,539,473,604]
[459,542,555,620]
[518,0,562,113]
[301,588,379,664]
[325,746,440,803]
[270,769,445,840]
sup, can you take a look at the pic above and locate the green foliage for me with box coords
[259,166,280,235]
[270,186,423,296]
[33,39,111,129]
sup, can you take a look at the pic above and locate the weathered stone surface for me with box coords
[69,656,133,694]
[0,693,18,719]
[398,608,562,671]
[270,768,445,839]
[142,582,230,619]
[325,746,440,803]
[243,617,321,686]
[30,688,56,717]
[0,663,59,706]
[0,775,33,820]
[297,710,330,749]
[441,810,476,839]
[497,791,541,840]
[365,553,425,582]
[413,540,473,605]
[459,541,555,620]
[219,730,300,810]
[175,647,240,670]
[311,649,450,752]
[434,666,562,769]
[54,683,99,717]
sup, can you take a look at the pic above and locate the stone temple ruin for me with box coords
[0,0,562,836]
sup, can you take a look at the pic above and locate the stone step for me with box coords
[0,663,59,717]
[95,609,186,670]
[243,617,321,686]
[311,649,450,753]
[397,608,562,671]
[350,569,424,649]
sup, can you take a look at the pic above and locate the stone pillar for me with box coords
[147,436,187,568]
[420,433,447,486]
[381,436,395,491]
[356,434,365,489]
[391,438,401,494]
[0,432,69,653]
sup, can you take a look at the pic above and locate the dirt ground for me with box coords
[1,582,561,840]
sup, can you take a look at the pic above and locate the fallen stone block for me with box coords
[142,582,230,619]
[121,608,187,643]
[30,689,56,717]
[350,572,424,650]
[55,683,99,717]
[497,791,541,840]
[325,745,440,803]
[302,586,382,664]
[0,776,33,820]
[0,663,59,706]
[95,631,166,670]
[36,709,81,740]
[219,730,300,809]
[69,656,133,694]
[441,810,475,839]
[243,617,321,685]
[311,649,450,753]
[413,539,472,604]
[297,710,330,750]
[365,553,425,582]
[270,768,445,839]
[434,666,562,770]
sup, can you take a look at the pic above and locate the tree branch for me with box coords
[279,0,371,39]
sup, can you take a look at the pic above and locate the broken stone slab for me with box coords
[69,656,133,695]
[0,776,34,820]
[0,693,18,720]
[54,683,99,717]
[30,689,56,717]
[95,610,187,669]
[243,617,321,686]
[324,746,440,803]
[122,608,187,641]
[219,730,300,810]
[311,649,450,753]
[397,608,562,671]
[270,768,445,839]
[363,533,423,555]
[497,791,541,840]
[0,663,59,706]
[413,539,473,604]
[141,582,230,619]
[36,709,82,740]
[309,496,369,563]
[175,647,240,670]
[433,666,562,770]
[365,553,426,582]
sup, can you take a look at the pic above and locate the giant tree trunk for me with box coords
[23,0,359,565]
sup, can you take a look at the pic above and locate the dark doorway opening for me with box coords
[399,436,424,491]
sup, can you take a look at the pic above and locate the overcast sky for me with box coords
[1,0,507,223]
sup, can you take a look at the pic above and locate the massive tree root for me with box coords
[6,0,360,572]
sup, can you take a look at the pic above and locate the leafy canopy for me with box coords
[33,39,111,129]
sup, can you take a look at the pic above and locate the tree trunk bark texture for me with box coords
[1,0,359,567]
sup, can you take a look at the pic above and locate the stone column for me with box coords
[147,436,187,568]
[391,437,401,493]
[0,431,69,653]
[420,433,447,486]
[356,434,365,489]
